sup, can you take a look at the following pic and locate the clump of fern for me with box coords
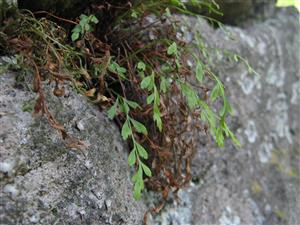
[0,0,247,204]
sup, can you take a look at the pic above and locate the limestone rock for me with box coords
[147,9,300,225]
[0,72,146,225]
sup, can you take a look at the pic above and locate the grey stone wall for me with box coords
[147,9,300,225]
[0,72,146,224]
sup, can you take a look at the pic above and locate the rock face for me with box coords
[0,72,146,224]
[148,9,300,225]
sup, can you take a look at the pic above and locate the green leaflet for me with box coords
[195,60,204,83]
[141,163,152,177]
[109,61,127,79]
[107,99,119,119]
[137,61,146,71]
[153,105,162,131]
[121,119,131,140]
[167,42,178,55]
[140,76,152,89]
[180,82,198,109]
[71,32,80,42]
[210,84,221,102]
[71,14,99,41]
[130,118,148,135]
[147,93,155,104]
[136,142,148,159]
[160,76,169,93]
[125,99,140,109]
[128,149,136,166]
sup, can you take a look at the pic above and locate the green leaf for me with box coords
[161,64,172,72]
[147,93,155,104]
[84,23,92,32]
[121,119,131,140]
[72,25,81,33]
[117,66,126,74]
[107,101,117,119]
[131,172,138,182]
[195,61,204,83]
[233,54,239,62]
[165,7,172,17]
[79,19,88,28]
[71,32,80,41]
[120,101,130,114]
[180,83,198,109]
[136,143,148,159]
[128,149,136,166]
[152,87,162,131]
[160,76,168,93]
[175,58,181,68]
[167,42,177,55]
[109,61,126,79]
[133,180,142,200]
[79,14,88,20]
[199,100,217,129]
[210,85,220,102]
[90,15,99,24]
[137,61,146,71]
[154,87,160,105]
[170,0,185,7]
[153,106,162,131]
[141,163,152,177]
[215,127,224,147]
[228,129,241,147]
[126,100,140,109]
[220,98,232,117]
[130,118,148,135]
[221,120,241,147]
[133,166,144,200]
[140,76,152,89]
[131,10,138,18]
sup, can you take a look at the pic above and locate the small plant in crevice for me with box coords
[0,1,256,222]
[71,14,99,41]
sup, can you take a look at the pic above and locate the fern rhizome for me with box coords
[0,0,247,218]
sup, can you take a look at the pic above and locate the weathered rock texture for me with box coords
[147,9,300,225]
[187,0,276,25]
[0,72,146,224]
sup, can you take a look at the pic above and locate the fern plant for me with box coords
[0,0,252,201]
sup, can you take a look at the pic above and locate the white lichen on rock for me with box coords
[258,141,274,163]
[0,160,15,174]
[265,62,285,87]
[237,71,261,95]
[244,120,258,143]
[291,79,300,105]
[271,93,292,143]
[3,183,19,197]
[219,206,241,225]
[148,189,193,225]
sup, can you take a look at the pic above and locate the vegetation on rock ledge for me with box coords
[0,0,255,220]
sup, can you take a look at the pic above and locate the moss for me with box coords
[22,100,35,112]
[274,209,286,220]
[251,180,263,194]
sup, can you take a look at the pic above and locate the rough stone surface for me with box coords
[0,72,146,224]
[147,9,300,225]
[209,0,276,25]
